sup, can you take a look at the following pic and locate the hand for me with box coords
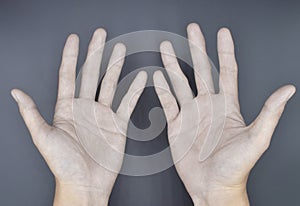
[12,29,147,206]
[153,23,295,206]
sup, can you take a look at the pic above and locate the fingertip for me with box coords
[217,28,234,46]
[218,27,231,37]
[290,84,297,92]
[160,41,172,51]
[64,34,79,54]
[217,27,235,53]
[10,89,31,106]
[11,89,19,102]
[89,28,106,52]
[67,33,79,44]
[160,41,176,59]
[114,42,127,54]
[264,85,297,110]
[137,70,148,81]
[283,84,296,100]
[94,28,107,38]
[153,70,164,80]
[187,22,201,34]
[250,84,297,149]
[11,89,28,103]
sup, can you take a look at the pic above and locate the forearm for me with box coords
[192,188,249,206]
[53,180,109,206]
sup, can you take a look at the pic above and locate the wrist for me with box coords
[191,186,249,206]
[53,180,109,206]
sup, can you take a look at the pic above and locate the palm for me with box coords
[12,29,147,193]
[39,98,124,189]
[165,93,251,195]
[154,23,295,201]
[176,101,250,194]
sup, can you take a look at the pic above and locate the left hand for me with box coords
[153,23,295,206]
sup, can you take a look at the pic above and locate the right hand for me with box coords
[12,28,147,205]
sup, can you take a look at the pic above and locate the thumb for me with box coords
[249,85,296,150]
[11,89,51,144]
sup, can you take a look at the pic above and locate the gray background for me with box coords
[0,0,300,205]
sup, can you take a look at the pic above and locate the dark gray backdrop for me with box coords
[0,0,300,205]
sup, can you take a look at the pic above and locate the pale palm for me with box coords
[154,23,295,204]
[12,29,147,195]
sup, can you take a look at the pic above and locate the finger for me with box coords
[11,89,51,144]
[249,85,296,150]
[153,70,179,122]
[98,43,126,106]
[79,28,107,99]
[57,34,79,100]
[187,23,214,95]
[117,71,147,121]
[160,41,194,105]
[218,28,240,113]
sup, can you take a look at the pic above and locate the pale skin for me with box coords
[154,23,296,206]
[11,24,295,206]
[11,28,147,206]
